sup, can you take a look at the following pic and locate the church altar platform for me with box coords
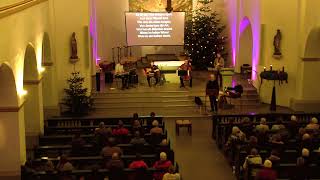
[91,70,294,118]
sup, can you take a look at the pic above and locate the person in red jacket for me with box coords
[129,153,148,169]
[255,160,277,180]
[153,152,172,180]
[112,120,129,136]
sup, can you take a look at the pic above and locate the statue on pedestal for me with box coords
[70,32,78,59]
[273,29,282,57]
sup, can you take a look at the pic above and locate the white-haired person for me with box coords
[306,117,319,130]
[150,120,163,135]
[293,148,311,180]
[162,165,181,180]
[255,118,270,134]
[255,160,277,180]
[153,152,172,180]
[150,120,163,145]
[225,126,246,149]
[287,115,299,138]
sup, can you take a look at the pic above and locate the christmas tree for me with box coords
[184,0,227,70]
[63,72,93,115]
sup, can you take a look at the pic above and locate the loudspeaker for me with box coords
[194,96,203,106]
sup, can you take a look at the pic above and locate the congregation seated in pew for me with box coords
[25,112,180,180]
[218,114,320,180]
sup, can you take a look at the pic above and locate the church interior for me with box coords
[1,0,320,179]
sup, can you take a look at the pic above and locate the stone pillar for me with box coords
[0,106,26,179]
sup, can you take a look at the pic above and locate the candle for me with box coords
[270,65,273,71]
[264,67,266,72]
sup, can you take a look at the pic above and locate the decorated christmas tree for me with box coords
[184,0,227,70]
[63,72,93,115]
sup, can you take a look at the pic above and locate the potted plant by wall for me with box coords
[63,71,93,115]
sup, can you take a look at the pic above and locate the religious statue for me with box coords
[273,29,282,56]
[70,32,78,59]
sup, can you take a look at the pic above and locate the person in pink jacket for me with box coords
[153,152,172,180]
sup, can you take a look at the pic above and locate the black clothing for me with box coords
[121,74,129,89]
[180,76,192,87]
[206,80,219,112]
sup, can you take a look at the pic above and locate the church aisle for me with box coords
[165,118,235,180]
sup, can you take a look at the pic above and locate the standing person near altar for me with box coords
[178,59,192,88]
[115,61,129,89]
[214,53,224,88]
[206,74,219,112]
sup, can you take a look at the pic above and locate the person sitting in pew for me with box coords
[130,131,146,145]
[95,122,112,148]
[106,153,126,180]
[286,115,299,139]
[271,118,286,132]
[131,119,144,136]
[246,136,259,154]
[306,117,320,130]
[243,148,263,177]
[112,120,129,136]
[300,148,311,166]
[95,122,112,136]
[255,118,269,134]
[162,165,181,180]
[267,150,281,169]
[300,133,314,151]
[148,112,157,126]
[129,153,148,169]
[153,152,172,180]
[269,133,284,152]
[150,120,164,145]
[225,126,246,149]
[290,157,310,180]
[128,153,149,180]
[255,160,277,180]
[37,157,54,172]
[106,152,125,169]
[150,120,163,135]
[71,133,86,156]
[101,137,123,159]
[56,154,74,172]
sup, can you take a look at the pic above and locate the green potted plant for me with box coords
[63,72,93,115]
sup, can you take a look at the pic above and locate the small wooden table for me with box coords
[175,120,192,136]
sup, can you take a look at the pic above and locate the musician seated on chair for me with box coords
[145,62,160,87]
[225,84,243,98]
[115,61,129,89]
[206,74,219,112]
[178,59,192,88]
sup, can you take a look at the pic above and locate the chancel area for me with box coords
[0,0,320,179]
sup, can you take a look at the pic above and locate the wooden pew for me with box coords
[32,155,158,168]
[39,131,167,145]
[44,124,165,135]
[35,143,171,158]
[46,116,164,128]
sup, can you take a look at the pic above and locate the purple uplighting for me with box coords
[228,0,238,67]
[90,0,99,64]
[228,0,261,80]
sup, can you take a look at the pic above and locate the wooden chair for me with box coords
[175,120,192,136]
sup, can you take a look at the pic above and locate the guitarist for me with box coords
[206,74,219,112]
